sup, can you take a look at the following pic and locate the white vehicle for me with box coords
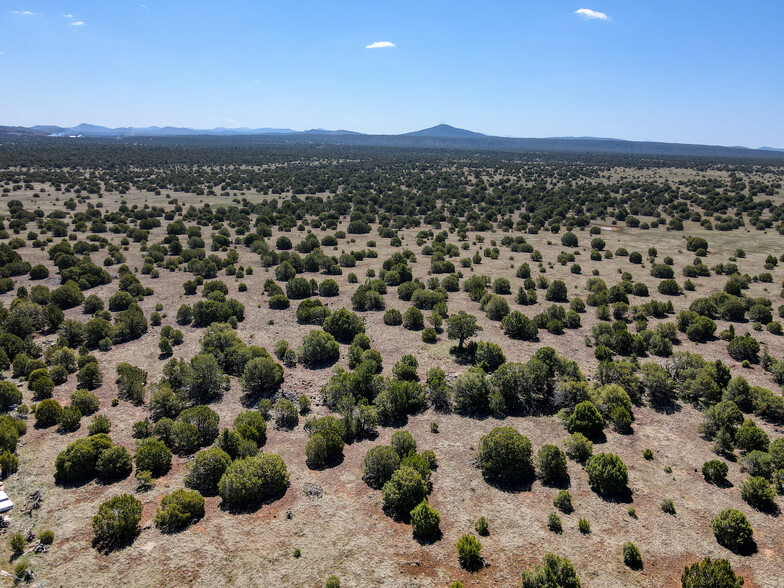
[0,491,13,512]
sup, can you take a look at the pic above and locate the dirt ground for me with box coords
[0,168,783,587]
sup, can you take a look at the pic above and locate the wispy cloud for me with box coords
[365,41,395,49]
[63,13,73,18]
[69,20,85,26]
[11,10,35,16]
[139,4,150,10]
[575,8,609,21]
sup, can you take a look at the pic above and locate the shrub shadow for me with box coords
[414,530,442,546]
[597,487,634,504]
[483,476,534,494]
[541,477,571,490]
[219,485,288,515]
[92,530,141,554]
[306,454,345,471]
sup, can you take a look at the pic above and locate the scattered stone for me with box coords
[303,483,324,500]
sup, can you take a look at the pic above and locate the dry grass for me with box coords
[0,170,782,587]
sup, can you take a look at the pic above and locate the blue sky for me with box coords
[1,1,783,147]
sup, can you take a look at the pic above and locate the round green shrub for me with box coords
[95,445,133,481]
[585,452,628,495]
[711,508,754,553]
[362,445,401,488]
[702,460,729,485]
[154,488,205,532]
[135,438,172,477]
[35,399,63,427]
[681,557,744,588]
[92,494,142,546]
[381,465,427,514]
[185,447,232,496]
[477,426,533,484]
[456,533,483,571]
[568,401,604,438]
[218,453,289,508]
[623,542,643,569]
[391,430,417,458]
[410,500,441,540]
[537,444,568,485]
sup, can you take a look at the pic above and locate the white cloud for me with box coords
[11,10,35,16]
[365,41,395,49]
[139,4,150,10]
[69,21,85,26]
[63,13,73,18]
[575,8,609,21]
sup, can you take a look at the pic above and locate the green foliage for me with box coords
[446,311,482,350]
[564,432,593,463]
[553,490,573,513]
[59,405,82,432]
[218,453,289,508]
[274,398,299,429]
[70,389,99,415]
[521,553,580,588]
[548,512,562,533]
[0,381,22,411]
[323,308,365,343]
[711,508,754,553]
[681,557,744,588]
[305,429,344,468]
[410,500,441,540]
[299,329,340,367]
[623,542,643,570]
[234,411,267,446]
[474,515,489,536]
[185,447,232,496]
[703,460,729,485]
[54,433,114,483]
[38,530,54,545]
[92,494,142,547]
[35,399,63,427]
[740,476,777,511]
[568,401,604,438]
[452,368,489,415]
[240,356,284,398]
[0,451,19,477]
[362,445,401,488]
[9,532,26,554]
[178,405,220,446]
[477,426,533,484]
[135,438,172,477]
[456,533,483,571]
[391,430,417,458]
[661,498,676,515]
[537,444,568,484]
[154,488,205,532]
[76,362,103,390]
[381,466,427,514]
[585,453,628,495]
[95,445,133,481]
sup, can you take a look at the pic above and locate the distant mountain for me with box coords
[0,125,51,137]
[403,124,485,138]
[44,124,298,137]
[3,122,784,159]
[299,129,362,135]
[30,125,66,134]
